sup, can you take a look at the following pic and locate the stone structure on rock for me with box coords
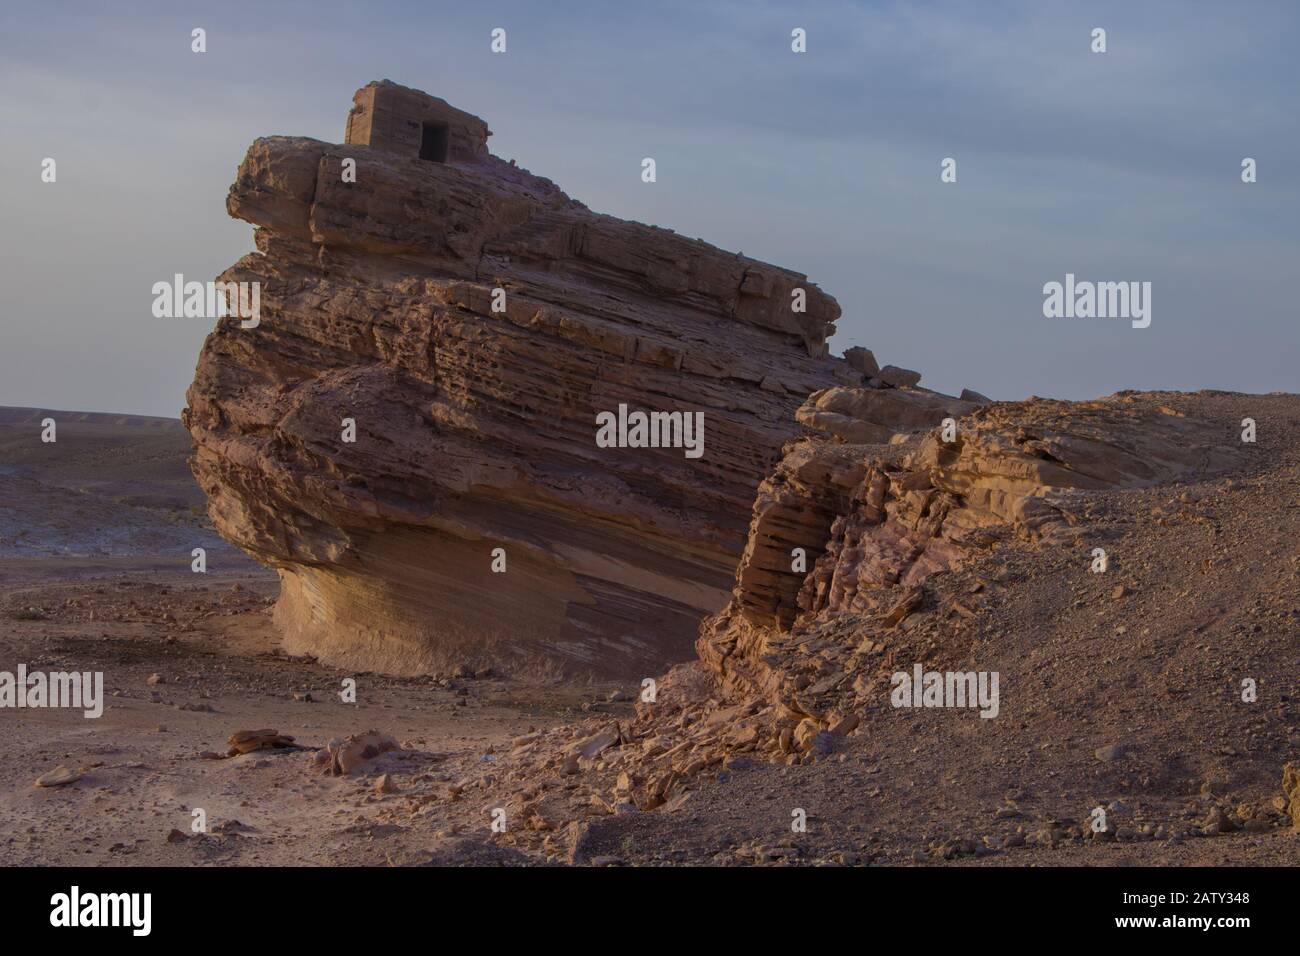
[344,81,490,164]
[185,81,866,678]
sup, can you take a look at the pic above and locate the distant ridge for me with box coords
[0,406,183,428]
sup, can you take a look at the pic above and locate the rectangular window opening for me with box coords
[419,122,450,162]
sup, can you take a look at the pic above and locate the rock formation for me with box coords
[698,389,1240,711]
[184,81,856,678]
[470,390,1252,821]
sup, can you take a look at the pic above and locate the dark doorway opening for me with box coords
[419,122,450,163]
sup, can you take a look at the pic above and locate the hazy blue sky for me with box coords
[1,0,1295,416]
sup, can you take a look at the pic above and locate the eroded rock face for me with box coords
[184,82,851,678]
[378,391,1281,827]
[698,392,1240,705]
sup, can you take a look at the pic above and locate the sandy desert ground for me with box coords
[0,398,1297,867]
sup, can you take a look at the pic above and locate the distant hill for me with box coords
[0,405,223,558]
[0,406,185,429]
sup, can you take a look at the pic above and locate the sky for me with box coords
[0,0,1295,417]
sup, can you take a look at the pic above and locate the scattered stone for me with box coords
[883,587,924,627]
[828,714,859,736]
[809,731,837,755]
[794,718,822,751]
[572,727,620,761]
[212,820,254,835]
[1281,763,1300,829]
[36,766,82,788]
[877,365,922,388]
[1094,743,1132,763]
[317,730,400,775]
[1201,806,1240,836]
[227,729,296,756]
[843,347,880,377]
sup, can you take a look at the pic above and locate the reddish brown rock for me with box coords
[184,82,851,678]
[1284,762,1300,830]
[314,731,401,776]
[698,391,1240,704]
[227,729,296,756]
[35,766,82,788]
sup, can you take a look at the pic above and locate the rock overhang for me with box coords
[185,81,851,678]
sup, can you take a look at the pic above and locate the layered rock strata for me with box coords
[184,82,854,677]
[698,392,1241,707]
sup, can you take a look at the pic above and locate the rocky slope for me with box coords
[184,82,857,678]
[416,390,1295,864]
[697,390,1242,710]
[177,86,1296,866]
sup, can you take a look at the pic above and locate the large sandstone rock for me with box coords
[184,82,851,678]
